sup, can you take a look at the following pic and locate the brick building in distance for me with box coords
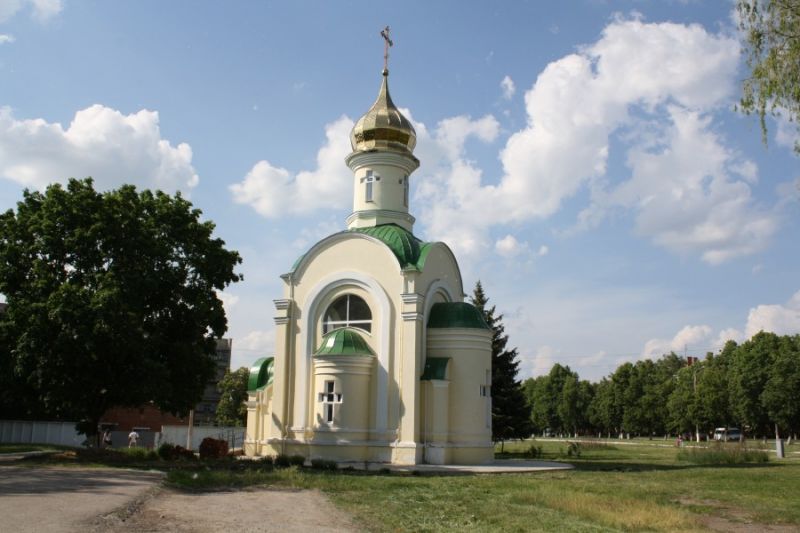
[101,338,233,433]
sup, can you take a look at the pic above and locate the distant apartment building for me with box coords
[100,338,233,431]
[194,338,233,425]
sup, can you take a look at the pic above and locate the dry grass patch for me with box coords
[511,486,696,531]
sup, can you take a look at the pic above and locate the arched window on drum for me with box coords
[322,294,372,334]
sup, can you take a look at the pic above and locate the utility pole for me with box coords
[186,409,194,450]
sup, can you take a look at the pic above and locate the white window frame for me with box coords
[364,170,376,203]
[322,294,372,334]
[318,380,343,424]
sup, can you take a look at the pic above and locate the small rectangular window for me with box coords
[403,176,408,207]
[366,179,373,202]
[364,171,376,202]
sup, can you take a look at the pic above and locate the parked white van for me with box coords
[713,427,742,441]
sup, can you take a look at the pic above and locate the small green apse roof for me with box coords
[248,357,274,392]
[420,357,450,380]
[349,224,432,270]
[427,302,490,330]
[314,327,375,357]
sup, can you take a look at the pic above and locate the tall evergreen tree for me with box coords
[471,281,533,444]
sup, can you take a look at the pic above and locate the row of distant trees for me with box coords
[522,332,800,440]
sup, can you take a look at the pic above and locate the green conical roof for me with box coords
[427,302,490,330]
[314,327,375,357]
[349,224,431,269]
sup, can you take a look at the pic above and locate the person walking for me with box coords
[128,429,140,448]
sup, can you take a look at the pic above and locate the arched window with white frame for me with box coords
[322,294,372,334]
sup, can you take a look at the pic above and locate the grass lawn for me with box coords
[0,443,64,454]
[11,438,800,532]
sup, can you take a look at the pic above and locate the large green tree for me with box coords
[0,178,242,439]
[215,367,250,426]
[471,281,532,444]
[738,0,800,152]
[729,331,780,436]
[760,334,800,438]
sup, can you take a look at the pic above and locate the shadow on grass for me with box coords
[571,460,785,473]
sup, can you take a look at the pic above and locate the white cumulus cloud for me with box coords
[643,290,800,359]
[500,75,516,100]
[603,106,776,264]
[745,290,800,338]
[230,116,353,217]
[414,17,771,264]
[0,0,62,23]
[495,234,527,257]
[0,105,199,192]
[0,34,14,44]
[642,324,713,359]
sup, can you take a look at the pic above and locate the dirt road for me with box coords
[0,466,359,533]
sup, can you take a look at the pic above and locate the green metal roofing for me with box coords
[247,357,274,392]
[288,224,435,274]
[427,302,491,330]
[349,224,431,270]
[420,357,450,380]
[314,327,375,357]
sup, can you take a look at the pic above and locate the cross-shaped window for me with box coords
[318,380,342,424]
[365,170,376,202]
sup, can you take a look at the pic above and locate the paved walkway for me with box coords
[0,465,164,533]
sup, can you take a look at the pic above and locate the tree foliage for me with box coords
[215,367,250,426]
[523,332,800,440]
[471,281,533,442]
[0,178,242,436]
[738,0,800,152]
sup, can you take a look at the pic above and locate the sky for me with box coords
[1,0,798,381]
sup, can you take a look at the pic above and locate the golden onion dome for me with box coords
[350,69,417,154]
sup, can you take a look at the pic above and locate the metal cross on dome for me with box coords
[381,26,393,71]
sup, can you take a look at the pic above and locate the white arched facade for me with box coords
[294,271,393,433]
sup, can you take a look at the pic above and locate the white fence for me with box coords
[0,420,85,447]
[159,425,245,451]
[0,419,245,451]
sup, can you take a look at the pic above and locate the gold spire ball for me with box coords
[350,26,417,154]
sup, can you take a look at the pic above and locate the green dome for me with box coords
[247,357,274,392]
[314,327,375,357]
[349,224,431,269]
[427,302,490,330]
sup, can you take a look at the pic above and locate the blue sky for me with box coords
[1,1,798,381]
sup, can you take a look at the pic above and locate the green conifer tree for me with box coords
[470,281,533,446]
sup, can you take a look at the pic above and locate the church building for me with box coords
[245,45,493,465]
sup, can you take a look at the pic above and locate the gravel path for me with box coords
[0,465,359,533]
[90,486,360,532]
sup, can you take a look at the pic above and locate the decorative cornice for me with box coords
[345,148,420,174]
[402,311,423,322]
[273,299,291,311]
[346,209,415,228]
[273,317,290,325]
[401,292,423,305]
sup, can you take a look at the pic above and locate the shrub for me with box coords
[199,437,229,460]
[310,458,338,471]
[274,454,292,468]
[157,443,196,461]
[289,454,306,467]
[525,443,543,459]
[255,455,274,469]
[78,447,158,462]
[677,443,769,465]
[566,442,582,458]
